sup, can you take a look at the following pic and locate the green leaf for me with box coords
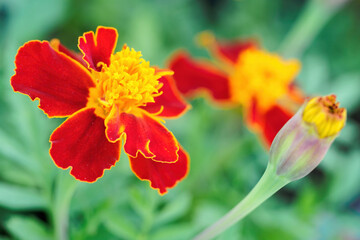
[153,193,191,227]
[251,205,313,239]
[149,223,195,240]
[0,183,47,210]
[103,211,138,239]
[4,216,51,240]
[327,150,360,204]
[129,187,156,219]
[71,166,129,212]
[0,129,40,173]
[5,0,69,46]
[0,237,11,240]
[0,161,37,187]
[193,201,229,229]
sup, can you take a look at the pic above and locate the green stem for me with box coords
[194,164,290,240]
[52,172,77,240]
[278,0,347,58]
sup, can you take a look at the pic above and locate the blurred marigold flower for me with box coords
[270,94,346,180]
[168,31,305,147]
[11,26,190,194]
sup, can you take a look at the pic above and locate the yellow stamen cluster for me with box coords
[88,45,167,117]
[229,48,300,111]
[302,95,346,138]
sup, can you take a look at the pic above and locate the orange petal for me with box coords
[78,26,118,71]
[105,109,179,163]
[50,108,121,182]
[141,74,190,118]
[11,41,95,118]
[129,147,189,194]
[168,51,231,102]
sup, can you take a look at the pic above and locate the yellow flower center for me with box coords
[87,45,169,118]
[302,95,346,138]
[229,48,300,111]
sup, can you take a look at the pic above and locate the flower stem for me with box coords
[194,164,290,240]
[278,0,347,58]
[52,172,77,240]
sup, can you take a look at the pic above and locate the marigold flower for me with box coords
[168,31,305,147]
[11,26,190,194]
[270,94,346,180]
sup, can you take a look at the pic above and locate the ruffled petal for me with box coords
[211,38,256,64]
[141,74,190,118]
[11,41,95,117]
[168,51,231,102]
[103,105,122,142]
[78,26,118,71]
[129,147,189,194]
[50,39,87,67]
[105,109,179,163]
[50,108,120,182]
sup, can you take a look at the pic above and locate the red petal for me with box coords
[246,102,293,148]
[211,38,256,64]
[129,147,189,194]
[141,75,190,118]
[50,108,120,182]
[50,39,88,67]
[168,51,231,102]
[246,98,262,130]
[105,109,179,163]
[78,26,118,71]
[11,41,95,117]
[262,105,294,147]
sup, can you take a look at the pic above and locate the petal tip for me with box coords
[129,147,190,195]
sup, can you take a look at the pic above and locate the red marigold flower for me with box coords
[168,31,305,148]
[11,26,190,194]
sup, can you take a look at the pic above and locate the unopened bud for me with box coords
[269,95,346,181]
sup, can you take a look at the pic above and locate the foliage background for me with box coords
[0,0,359,239]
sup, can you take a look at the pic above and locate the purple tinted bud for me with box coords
[269,95,345,181]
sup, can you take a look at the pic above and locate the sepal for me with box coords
[269,95,346,181]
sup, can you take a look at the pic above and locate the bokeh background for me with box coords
[0,0,360,239]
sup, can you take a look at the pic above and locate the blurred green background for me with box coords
[0,0,359,239]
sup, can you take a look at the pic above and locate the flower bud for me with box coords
[269,95,346,181]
